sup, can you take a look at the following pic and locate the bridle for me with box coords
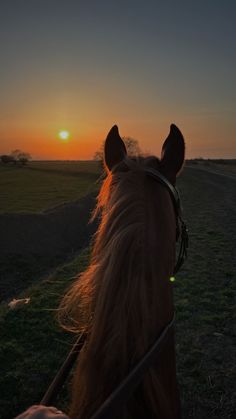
[40,168,188,416]
[145,168,188,275]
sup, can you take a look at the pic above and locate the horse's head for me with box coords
[95,123,185,290]
[62,124,186,419]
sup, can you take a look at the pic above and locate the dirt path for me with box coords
[186,163,236,181]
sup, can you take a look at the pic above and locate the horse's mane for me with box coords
[59,156,177,419]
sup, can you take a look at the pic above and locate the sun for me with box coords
[58,130,70,141]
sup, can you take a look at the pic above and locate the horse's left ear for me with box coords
[104,125,127,171]
[160,124,185,184]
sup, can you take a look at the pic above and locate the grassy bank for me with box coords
[0,249,90,418]
[0,161,101,213]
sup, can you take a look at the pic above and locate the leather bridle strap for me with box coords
[144,168,188,275]
[40,334,86,406]
[40,314,175,411]
[144,168,181,215]
[173,220,188,274]
[90,313,175,419]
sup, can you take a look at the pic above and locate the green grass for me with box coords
[1,237,234,419]
[174,169,236,419]
[29,160,102,174]
[0,248,90,418]
[0,165,235,418]
[0,161,101,213]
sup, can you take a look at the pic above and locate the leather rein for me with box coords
[40,169,188,416]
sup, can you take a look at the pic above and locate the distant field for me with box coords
[0,161,102,213]
[186,159,236,176]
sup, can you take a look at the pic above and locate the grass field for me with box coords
[187,159,236,174]
[0,250,90,417]
[0,161,101,213]
[0,162,235,418]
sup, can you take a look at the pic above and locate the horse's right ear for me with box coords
[160,124,185,184]
[104,125,127,171]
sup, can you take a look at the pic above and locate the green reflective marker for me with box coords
[170,276,175,282]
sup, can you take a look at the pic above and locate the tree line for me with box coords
[0,137,141,165]
[0,150,32,165]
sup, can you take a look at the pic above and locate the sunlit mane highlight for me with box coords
[59,156,177,419]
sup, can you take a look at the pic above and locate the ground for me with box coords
[0,161,235,418]
[176,165,236,418]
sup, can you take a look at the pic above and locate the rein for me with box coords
[90,313,175,419]
[40,334,86,406]
[40,315,175,415]
[40,168,188,415]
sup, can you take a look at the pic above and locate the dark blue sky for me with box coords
[0,0,235,158]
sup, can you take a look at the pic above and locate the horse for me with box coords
[59,124,185,419]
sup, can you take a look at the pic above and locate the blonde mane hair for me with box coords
[61,158,179,419]
[59,124,185,419]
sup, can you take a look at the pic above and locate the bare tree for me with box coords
[122,137,141,156]
[94,137,141,161]
[93,150,103,161]
[0,155,16,164]
[10,150,32,165]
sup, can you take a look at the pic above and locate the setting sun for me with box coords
[58,130,70,141]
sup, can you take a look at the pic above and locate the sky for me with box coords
[0,0,235,159]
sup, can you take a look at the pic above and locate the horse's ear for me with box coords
[104,125,127,171]
[160,124,185,184]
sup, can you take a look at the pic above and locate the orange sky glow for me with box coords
[1,100,234,160]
